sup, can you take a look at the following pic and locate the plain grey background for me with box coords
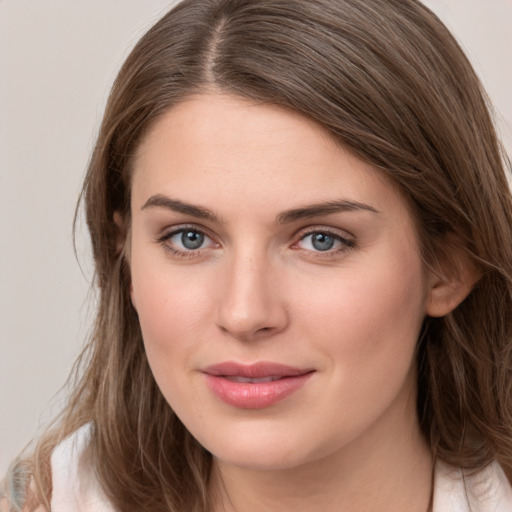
[1,0,511,475]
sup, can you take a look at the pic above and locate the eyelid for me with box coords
[291,225,356,254]
[157,222,215,240]
[294,224,355,242]
[156,224,219,258]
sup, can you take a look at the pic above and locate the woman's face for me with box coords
[129,93,433,470]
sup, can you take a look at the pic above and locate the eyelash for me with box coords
[294,228,356,257]
[156,225,356,260]
[156,225,216,259]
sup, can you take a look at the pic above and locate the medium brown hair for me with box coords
[4,0,512,510]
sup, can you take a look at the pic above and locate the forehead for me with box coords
[133,93,341,178]
[131,93,405,222]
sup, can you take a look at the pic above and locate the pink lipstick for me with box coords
[202,362,314,409]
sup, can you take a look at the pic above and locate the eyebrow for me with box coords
[141,194,379,224]
[276,200,379,224]
[141,195,221,223]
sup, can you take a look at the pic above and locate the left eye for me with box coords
[297,231,348,252]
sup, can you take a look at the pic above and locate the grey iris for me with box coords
[182,231,204,249]
[312,233,335,251]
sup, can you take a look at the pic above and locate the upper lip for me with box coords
[202,361,314,378]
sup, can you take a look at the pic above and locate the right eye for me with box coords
[157,227,218,258]
[172,230,207,250]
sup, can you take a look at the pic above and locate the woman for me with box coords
[3,0,512,510]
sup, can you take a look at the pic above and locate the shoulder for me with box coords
[433,459,512,512]
[50,424,115,512]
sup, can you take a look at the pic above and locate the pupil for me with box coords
[312,233,334,251]
[181,231,204,250]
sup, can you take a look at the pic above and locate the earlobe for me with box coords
[425,248,480,318]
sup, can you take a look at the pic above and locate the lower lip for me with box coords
[204,373,313,409]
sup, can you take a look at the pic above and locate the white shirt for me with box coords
[50,425,512,511]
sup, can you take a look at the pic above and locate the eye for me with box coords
[173,230,206,250]
[301,232,338,251]
[295,229,355,254]
[157,226,217,257]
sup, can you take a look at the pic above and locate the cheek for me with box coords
[130,260,214,416]
[295,247,427,389]
[288,260,426,452]
[300,263,424,341]
[129,250,211,360]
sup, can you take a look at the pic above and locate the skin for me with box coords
[128,93,468,512]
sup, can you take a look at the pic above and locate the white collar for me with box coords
[51,424,113,512]
[433,459,512,511]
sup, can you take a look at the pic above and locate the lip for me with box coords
[202,361,315,409]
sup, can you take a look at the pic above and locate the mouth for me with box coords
[223,375,285,383]
[202,362,315,409]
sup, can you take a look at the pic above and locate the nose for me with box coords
[215,249,289,341]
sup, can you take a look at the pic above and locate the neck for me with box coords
[210,384,432,512]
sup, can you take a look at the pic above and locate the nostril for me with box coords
[255,326,274,335]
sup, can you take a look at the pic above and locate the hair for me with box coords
[3,0,512,510]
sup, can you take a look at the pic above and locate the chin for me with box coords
[196,423,331,472]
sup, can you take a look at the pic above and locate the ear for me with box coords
[113,211,127,255]
[425,244,480,318]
